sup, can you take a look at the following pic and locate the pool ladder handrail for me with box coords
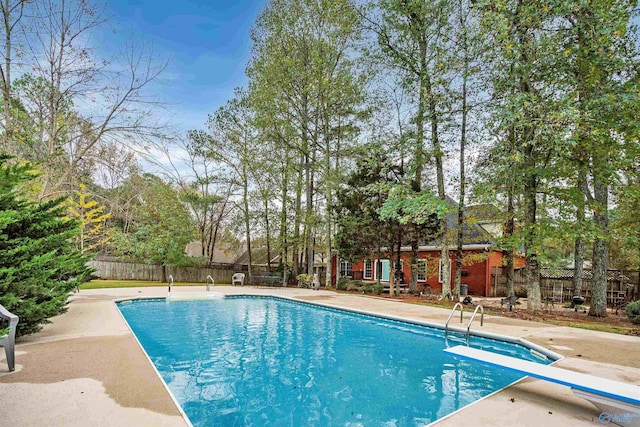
[206,275,214,292]
[465,304,484,342]
[444,302,484,344]
[444,302,464,339]
[168,275,174,293]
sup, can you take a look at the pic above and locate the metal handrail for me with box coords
[206,275,214,292]
[168,275,174,293]
[466,305,484,342]
[444,302,464,338]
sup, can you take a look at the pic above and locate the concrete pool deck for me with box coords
[1,286,638,426]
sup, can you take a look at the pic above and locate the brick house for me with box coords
[332,204,525,296]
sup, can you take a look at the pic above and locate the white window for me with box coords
[340,260,352,277]
[364,260,373,279]
[417,260,426,282]
[439,259,451,283]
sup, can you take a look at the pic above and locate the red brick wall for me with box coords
[333,250,526,297]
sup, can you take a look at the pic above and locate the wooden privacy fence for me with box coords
[87,260,267,284]
[491,267,639,305]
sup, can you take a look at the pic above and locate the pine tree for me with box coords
[0,154,92,336]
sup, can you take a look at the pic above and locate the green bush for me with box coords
[357,282,384,295]
[346,282,360,291]
[339,279,385,294]
[0,155,93,336]
[297,274,314,288]
[625,300,640,324]
[337,277,350,291]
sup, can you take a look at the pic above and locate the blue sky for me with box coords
[105,0,267,133]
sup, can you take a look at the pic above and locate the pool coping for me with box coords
[114,293,565,426]
[114,297,195,427]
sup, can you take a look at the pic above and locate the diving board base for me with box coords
[573,389,640,427]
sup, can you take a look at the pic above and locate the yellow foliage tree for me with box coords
[66,184,111,253]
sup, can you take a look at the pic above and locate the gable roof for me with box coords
[426,198,500,247]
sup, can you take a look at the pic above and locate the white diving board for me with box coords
[445,345,640,427]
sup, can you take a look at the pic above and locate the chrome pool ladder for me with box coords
[168,275,174,293]
[444,302,464,339]
[444,302,484,344]
[465,305,484,342]
[206,275,214,291]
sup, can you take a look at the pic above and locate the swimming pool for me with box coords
[117,296,553,426]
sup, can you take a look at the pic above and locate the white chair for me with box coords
[0,304,19,372]
[232,273,245,286]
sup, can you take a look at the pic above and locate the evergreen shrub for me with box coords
[625,300,640,324]
[0,155,93,336]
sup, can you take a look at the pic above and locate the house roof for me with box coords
[426,198,499,247]
[233,245,277,266]
[185,240,238,264]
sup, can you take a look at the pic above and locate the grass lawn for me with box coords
[81,280,230,289]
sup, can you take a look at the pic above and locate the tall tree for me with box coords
[17,0,166,199]
[556,0,639,317]
[66,183,111,253]
[367,0,454,295]
[477,0,558,312]
[0,0,26,151]
[248,0,365,281]
[450,0,486,298]
[190,89,258,280]
[335,143,404,264]
[110,174,196,281]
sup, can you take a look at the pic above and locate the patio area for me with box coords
[1,286,639,426]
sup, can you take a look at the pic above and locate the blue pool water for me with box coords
[118,297,549,426]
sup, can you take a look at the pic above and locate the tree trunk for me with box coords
[0,0,13,151]
[243,172,253,282]
[440,246,451,300]
[324,125,333,288]
[305,149,315,275]
[426,72,450,299]
[406,26,427,296]
[264,197,272,270]
[589,180,608,317]
[389,253,395,297]
[280,157,289,284]
[396,229,402,286]
[524,170,541,312]
[409,240,418,293]
[292,153,304,280]
[573,203,585,296]
[505,188,515,297]
[377,241,382,287]
[454,32,469,300]
[210,221,219,265]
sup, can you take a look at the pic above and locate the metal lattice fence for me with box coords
[491,267,639,305]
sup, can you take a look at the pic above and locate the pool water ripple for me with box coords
[118,297,548,427]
